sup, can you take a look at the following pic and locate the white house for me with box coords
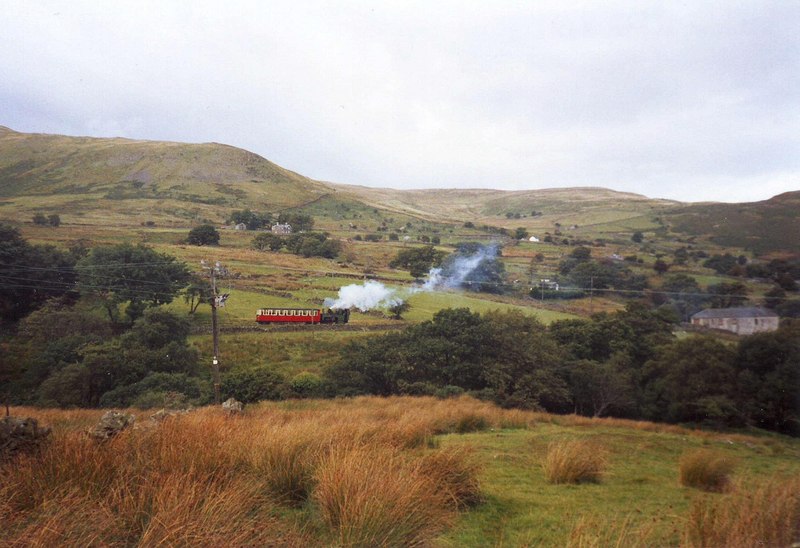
[528,236,540,243]
[271,223,292,234]
[691,307,779,335]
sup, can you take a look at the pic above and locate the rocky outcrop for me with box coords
[222,397,244,415]
[89,411,135,440]
[0,416,51,458]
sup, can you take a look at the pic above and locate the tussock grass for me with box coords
[679,449,736,492]
[567,515,656,548]
[542,439,608,484]
[682,477,800,547]
[418,446,483,509]
[2,396,502,546]
[314,446,452,546]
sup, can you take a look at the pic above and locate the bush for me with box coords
[187,224,220,246]
[221,368,286,403]
[542,440,607,484]
[288,372,326,398]
[679,449,736,492]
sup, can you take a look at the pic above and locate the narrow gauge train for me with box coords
[256,307,350,324]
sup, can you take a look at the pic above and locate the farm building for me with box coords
[690,307,779,335]
[271,223,292,234]
[233,222,247,230]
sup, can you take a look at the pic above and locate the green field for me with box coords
[438,421,800,546]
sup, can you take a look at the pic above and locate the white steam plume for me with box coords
[325,244,500,312]
[324,280,403,311]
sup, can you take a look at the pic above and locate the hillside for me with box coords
[665,191,800,257]
[1,127,675,231]
[1,125,797,261]
[0,126,332,226]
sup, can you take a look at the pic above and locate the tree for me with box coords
[0,224,78,323]
[77,244,190,323]
[707,281,749,308]
[32,213,48,225]
[569,354,635,417]
[47,214,61,227]
[653,259,670,275]
[631,231,644,243]
[251,232,284,251]
[183,274,213,314]
[187,224,220,246]
[277,212,314,232]
[388,301,410,320]
[228,209,271,230]
[642,336,739,426]
[515,227,529,240]
[735,322,800,434]
[390,245,446,278]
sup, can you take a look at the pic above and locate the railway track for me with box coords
[191,322,405,335]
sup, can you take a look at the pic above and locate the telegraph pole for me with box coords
[202,261,228,405]
[210,268,220,404]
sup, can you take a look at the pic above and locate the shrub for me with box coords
[187,224,220,246]
[683,477,800,547]
[542,440,607,484]
[221,368,286,403]
[679,449,736,492]
[288,372,326,398]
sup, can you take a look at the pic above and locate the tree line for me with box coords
[325,305,799,436]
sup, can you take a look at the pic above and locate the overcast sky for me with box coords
[1,1,798,202]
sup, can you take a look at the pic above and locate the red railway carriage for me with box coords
[256,308,322,324]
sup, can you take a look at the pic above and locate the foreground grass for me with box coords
[3,397,799,547]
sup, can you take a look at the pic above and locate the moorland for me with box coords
[1,126,798,545]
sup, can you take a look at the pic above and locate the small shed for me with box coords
[234,223,247,231]
[690,307,779,335]
[529,236,540,243]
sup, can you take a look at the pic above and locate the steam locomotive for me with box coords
[256,307,350,324]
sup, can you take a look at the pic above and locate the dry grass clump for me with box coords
[679,449,736,492]
[567,515,656,548]
[418,446,483,509]
[313,446,452,546]
[682,476,800,547]
[543,440,608,484]
[2,396,500,546]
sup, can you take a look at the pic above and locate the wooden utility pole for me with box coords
[210,269,221,405]
[202,260,228,405]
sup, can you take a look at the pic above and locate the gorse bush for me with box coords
[542,440,607,484]
[679,449,736,492]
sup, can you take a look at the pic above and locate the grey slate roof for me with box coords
[692,307,779,320]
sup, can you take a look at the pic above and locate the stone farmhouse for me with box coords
[690,307,779,335]
[271,223,292,235]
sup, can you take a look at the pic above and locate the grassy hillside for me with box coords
[3,397,799,546]
[666,191,800,257]
[0,125,332,226]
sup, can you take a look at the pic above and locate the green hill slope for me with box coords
[666,191,800,257]
[0,126,332,225]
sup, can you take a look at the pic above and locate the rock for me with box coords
[0,416,51,458]
[89,411,135,440]
[222,397,244,414]
[149,408,189,422]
